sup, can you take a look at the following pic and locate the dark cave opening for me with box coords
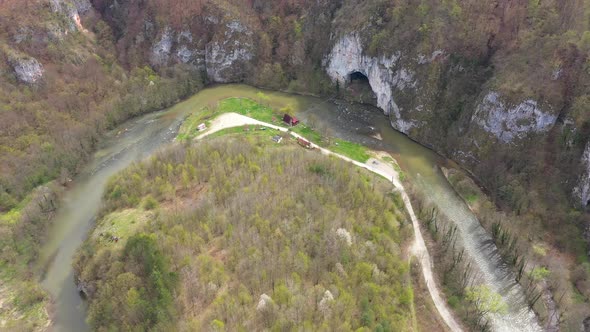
[345,71,377,106]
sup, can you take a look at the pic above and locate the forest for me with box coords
[2,0,590,330]
[74,136,415,331]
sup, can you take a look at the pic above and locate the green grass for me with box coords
[530,267,551,281]
[180,97,372,163]
[393,163,407,181]
[92,209,152,249]
[381,156,395,163]
[292,125,323,145]
[176,106,219,140]
[330,139,371,163]
[464,193,479,204]
[219,97,280,124]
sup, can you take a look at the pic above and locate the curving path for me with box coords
[198,112,463,332]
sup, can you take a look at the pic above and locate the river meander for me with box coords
[37,84,541,331]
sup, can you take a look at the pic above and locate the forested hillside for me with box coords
[0,3,204,327]
[3,0,590,330]
[2,0,590,263]
[74,137,414,331]
[88,0,590,247]
[0,1,204,212]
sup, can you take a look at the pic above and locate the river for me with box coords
[36,84,541,331]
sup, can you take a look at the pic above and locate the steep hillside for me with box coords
[0,0,204,211]
[0,1,204,329]
[90,0,590,213]
[2,0,590,330]
[74,137,414,331]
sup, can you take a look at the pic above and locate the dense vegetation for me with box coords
[444,168,590,330]
[74,137,414,331]
[2,0,590,329]
[0,2,204,327]
[91,0,590,264]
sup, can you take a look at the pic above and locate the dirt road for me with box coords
[198,112,462,332]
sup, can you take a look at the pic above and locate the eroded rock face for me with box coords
[472,92,557,142]
[148,28,205,69]
[150,27,174,67]
[146,20,253,82]
[574,143,590,207]
[205,20,254,83]
[49,0,92,31]
[325,34,417,133]
[10,56,44,84]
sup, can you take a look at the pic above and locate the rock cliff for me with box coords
[8,55,44,84]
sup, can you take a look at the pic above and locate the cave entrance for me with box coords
[345,71,377,106]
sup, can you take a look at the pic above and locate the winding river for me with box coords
[37,84,541,331]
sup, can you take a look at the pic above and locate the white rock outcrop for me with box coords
[574,143,590,207]
[205,21,254,82]
[256,293,273,311]
[10,57,44,84]
[325,33,417,133]
[150,27,174,67]
[49,0,91,31]
[472,92,557,142]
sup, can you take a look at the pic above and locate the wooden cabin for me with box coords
[283,114,299,126]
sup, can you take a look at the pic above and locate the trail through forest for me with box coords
[199,112,463,332]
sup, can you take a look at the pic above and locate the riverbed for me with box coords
[37,84,541,331]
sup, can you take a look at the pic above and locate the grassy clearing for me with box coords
[181,97,371,163]
[176,106,219,140]
[331,139,371,163]
[91,209,153,249]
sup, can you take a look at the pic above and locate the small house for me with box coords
[272,135,283,143]
[297,137,312,149]
[283,114,299,126]
[197,123,207,131]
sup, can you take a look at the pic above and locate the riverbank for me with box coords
[441,167,590,331]
[2,84,550,331]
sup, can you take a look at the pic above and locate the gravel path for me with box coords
[198,112,462,332]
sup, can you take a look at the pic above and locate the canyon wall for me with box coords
[6,0,590,212]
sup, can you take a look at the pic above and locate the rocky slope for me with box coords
[86,2,590,328]
[3,0,590,329]
[90,1,590,214]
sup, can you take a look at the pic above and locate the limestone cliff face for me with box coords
[147,19,254,82]
[574,144,590,207]
[322,32,589,202]
[10,56,44,84]
[471,92,557,143]
[49,0,92,31]
[325,33,557,143]
[2,0,94,85]
[205,20,254,83]
[325,34,416,133]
